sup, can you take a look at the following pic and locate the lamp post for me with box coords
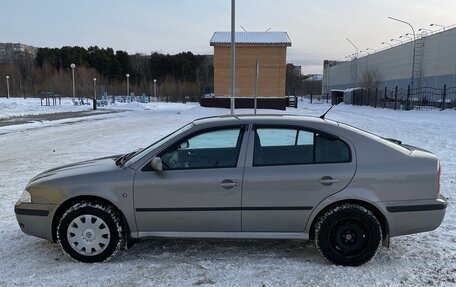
[6,75,10,99]
[126,73,130,103]
[93,78,97,110]
[230,0,235,115]
[366,48,377,53]
[153,79,157,103]
[254,61,259,115]
[430,23,445,31]
[346,38,359,88]
[346,38,359,57]
[388,16,416,87]
[70,63,76,100]
[381,42,393,47]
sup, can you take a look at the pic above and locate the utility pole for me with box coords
[6,76,10,99]
[93,78,97,110]
[254,61,259,115]
[230,0,236,115]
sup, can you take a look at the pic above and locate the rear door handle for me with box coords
[318,176,339,186]
[219,179,239,189]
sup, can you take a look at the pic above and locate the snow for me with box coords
[210,32,292,46]
[0,97,90,119]
[0,98,455,286]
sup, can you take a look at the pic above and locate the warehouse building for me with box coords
[203,31,291,110]
[322,27,456,98]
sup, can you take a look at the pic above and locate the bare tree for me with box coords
[360,68,383,90]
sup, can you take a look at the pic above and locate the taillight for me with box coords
[437,161,441,194]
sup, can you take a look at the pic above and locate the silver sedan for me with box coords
[15,115,447,266]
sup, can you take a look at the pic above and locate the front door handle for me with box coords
[219,179,239,189]
[318,176,339,186]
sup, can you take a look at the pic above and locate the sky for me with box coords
[1,0,455,75]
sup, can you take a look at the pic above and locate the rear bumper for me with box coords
[15,201,56,242]
[385,195,447,237]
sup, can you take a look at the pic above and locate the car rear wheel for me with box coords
[315,204,382,266]
[57,201,124,263]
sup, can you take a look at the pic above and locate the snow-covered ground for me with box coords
[0,98,454,286]
[0,97,92,119]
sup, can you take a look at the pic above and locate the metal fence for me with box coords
[350,85,456,111]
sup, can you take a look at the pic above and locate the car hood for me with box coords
[28,155,121,185]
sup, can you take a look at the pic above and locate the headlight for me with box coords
[19,190,31,203]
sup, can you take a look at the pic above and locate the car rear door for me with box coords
[241,125,356,232]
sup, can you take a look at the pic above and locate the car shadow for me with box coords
[116,238,324,264]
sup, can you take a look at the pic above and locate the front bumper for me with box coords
[385,194,448,237]
[15,201,57,242]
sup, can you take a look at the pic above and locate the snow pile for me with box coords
[0,97,91,119]
[0,100,454,286]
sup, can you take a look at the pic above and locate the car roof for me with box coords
[192,114,338,126]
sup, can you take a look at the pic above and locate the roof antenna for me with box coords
[240,25,247,32]
[265,28,271,32]
[319,105,334,119]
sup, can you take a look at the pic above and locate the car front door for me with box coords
[242,125,356,232]
[133,125,247,235]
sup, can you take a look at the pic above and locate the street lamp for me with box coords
[366,48,377,53]
[70,63,76,100]
[381,42,393,47]
[153,79,157,103]
[390,38,403,44]
[126,73,130,103]
[418,28,433,33]
[430,23,445,30]
[93,78,97,110]
[346,38,359,88]
[399,35,412,41]
[346,38,359,58]
[388,16,416,87]
[6,75,10,99]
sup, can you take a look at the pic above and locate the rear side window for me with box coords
[315,133,351,163]
[254,127,350,166]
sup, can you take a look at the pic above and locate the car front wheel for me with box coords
[57,201,124,263]
[315,204,382,266]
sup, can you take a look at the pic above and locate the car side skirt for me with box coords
[137,231,309,240]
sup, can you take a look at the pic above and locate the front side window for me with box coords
[254,127,350,166]
[160,127,244,170]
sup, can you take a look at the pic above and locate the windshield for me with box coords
[123,122,194,166]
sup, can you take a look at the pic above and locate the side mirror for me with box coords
[150,157,163,171]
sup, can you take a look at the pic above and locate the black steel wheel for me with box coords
[315,204,382,266]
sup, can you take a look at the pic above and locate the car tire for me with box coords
[57,201,124,263]
[314,204,382,266]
